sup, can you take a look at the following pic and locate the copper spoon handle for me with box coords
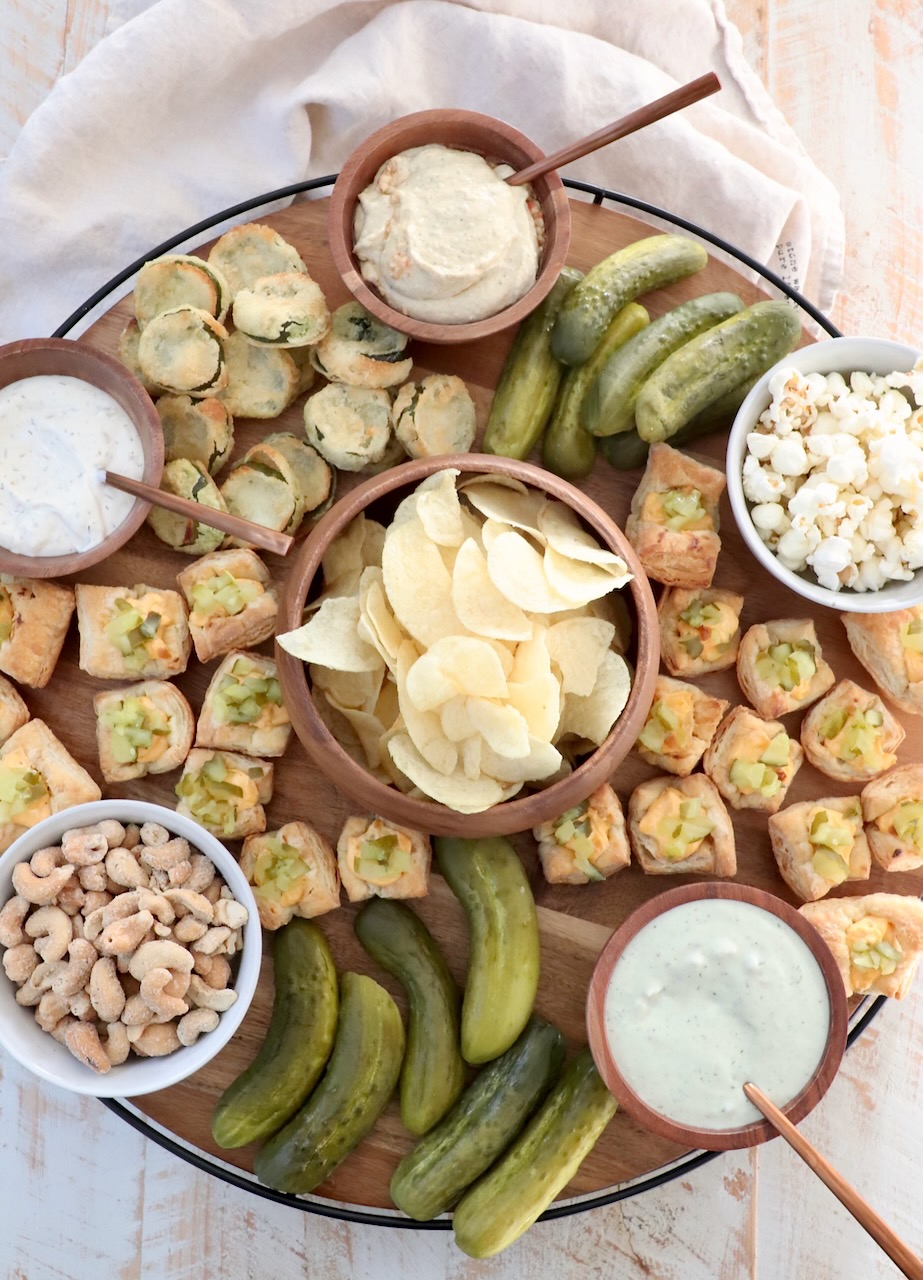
[744,1083,920,1279]
[105,470,294,558]
[506,72,721,188]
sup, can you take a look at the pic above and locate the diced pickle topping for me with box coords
[212,658,284,726]
[644,487,711,532]
[0,766,48,823]
[190,572,263,618]
[818,705,885,761]
[0,588,12,644]
[176,754,260,835]
[251,838,311,902]
[354,833,412,884]
[99,695,170,765]
[900,617,923,652]
[753,639,817,691]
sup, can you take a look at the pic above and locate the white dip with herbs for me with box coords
[603,899,831,1129]
[352,144,542,324]
[0,374,144,556]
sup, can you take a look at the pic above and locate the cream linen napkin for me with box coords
[0,0,843,343]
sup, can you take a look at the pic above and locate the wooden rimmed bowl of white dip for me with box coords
[0,337,163,579]
[327,108,572,345]
[586,882,848,1151]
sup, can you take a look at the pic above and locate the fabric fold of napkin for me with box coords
[0,0,844,343]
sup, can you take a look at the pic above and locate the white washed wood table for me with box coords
[0,3,921,1276]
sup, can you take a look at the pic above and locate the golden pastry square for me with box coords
[768,794,870,902]
[0,674,29,747]
[336,814,431,903]
[532,783,630,885]
[658,585,744,677]
[75,583,191,680]
[800,679,905,783]
[861,764,922,873]
[800,892,923,999]
[0,577,75,689]
[841,606,922,717]
[634,674,729,776]
[625,443,726,588]
[736,618,835,718]
[704,704,803,813]
[240,821,340,929]
[177,548,278,664]
[0,718,101,854]
[627,772,736,876]
[174,747,273,839]
[196,650,292,759]
[93,679,194,784]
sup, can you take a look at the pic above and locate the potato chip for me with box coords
[480,518,513,552]
[452,538,532,642]
[382,517,468,647]
[440,696,477,742]
[543,546,627,605]
[557,650,632,746]
[486,531,574,613]
[462,735,482,781]
[508,674,561,742]
[395,640,459,776]
[387,732,507,813]
[479,736,563,783]
[326,696,388,769]
[310,662,384,712]
[459,474,527,495]
[373,675,400,729]
[467,698,531,758]
[416,469,466,546]
[278,596,382,671]
[538,499,632,574]
[405,652,459,712]
[322,514,368,589]
[545,617,616,696]
[358,574,406,668]
[461,480,547,534]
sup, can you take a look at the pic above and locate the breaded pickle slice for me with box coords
[134,253,230,328]
[220,462,300,539]
[118,319,165,395]
[310,301,412,388]
[207,222,307,298]
[260,432,334,515]
[303,383,393,472]
[138,305,229,395]
[157,394,234,474]
[218,330,300,419]
[392,373,477,459]
[233,271,331,348]
[147,458,228,555]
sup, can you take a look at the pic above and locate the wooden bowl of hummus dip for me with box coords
[328,109,572,345]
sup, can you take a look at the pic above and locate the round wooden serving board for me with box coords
[27,194,921,1214]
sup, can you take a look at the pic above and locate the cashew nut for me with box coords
[2,942,40,985]
[67,990,94,1021]
[193,926,231,956]
[148,869,170,892]
[187,973,237,1012]
[163,969,190,1000]
[30,846,65,876]
[56,879,86,916]
[11,861,74,906]
[164,888,214,922]
[173,916,208,944]
[104,847,149,890]
[213,898,249,930]
[24,905,73,962]
[84,891,142,940]
[202,879,223,904]
[123,823,142,849]
[184,854,216,894]
[81,890,112,916]
[129,1022,182,1057]
[35,989,71,1032]
[89,956,126,1023]
[63,1021,111,1073]
[96,820,127,849]
[78,862,109,892]
[51,937,99,997]
[140,967,189,1020]
[139,822,170,848]
[176,1008,219,1046]
[121,994,157,1026]
[49,1014,77,1045]
[140,837,191,872]
[136,889,175,925]
[168,861,192,887]
[203,955,231,990]
[96,910,155,957]
[104,1021,130,1065]
[0,895,30,947]
[128,939,194,980]
[15,959,65,1005]
[61,828,108,866]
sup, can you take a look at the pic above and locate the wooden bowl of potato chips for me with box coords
[275,455,659,837]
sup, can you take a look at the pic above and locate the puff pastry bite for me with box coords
[0,578,75,689]
[176,548,278,664]
[800,679,904,783]
[736,618,835,717]
[196,651,291,758]
[635,675,728,776]
[93,680,194,784]
[658,586,744,677]
[240,822,340,929]
[0,719,101,854]
[0,674,29,747]
[627,773,736,876]
[799,893,923,999]
[336,814,431,903]
[174,748,273,839]
[532,783,630,884]
[860,764,922,873]
[625,443,726,588]
[768,795,870,901]
[75,583,191,680]
[704,704,803,813]
[841,607,922,717]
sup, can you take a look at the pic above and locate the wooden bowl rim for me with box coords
[275,453,660,837]
[585,881,848,1151]
[0,337,164,578]
[327,108,572,345]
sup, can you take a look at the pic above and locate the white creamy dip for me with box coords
[352,144,542,324]
[603,899,831,1129]
[0,375,145,557]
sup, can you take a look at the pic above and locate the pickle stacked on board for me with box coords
[484,232,802,475]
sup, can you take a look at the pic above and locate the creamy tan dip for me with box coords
[352,144,542,324]
[0,375,145,556]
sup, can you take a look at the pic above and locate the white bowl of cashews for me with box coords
[0,800,261,1097]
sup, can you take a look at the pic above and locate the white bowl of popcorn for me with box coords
[0,800,261,1097]
[727,336,923,611]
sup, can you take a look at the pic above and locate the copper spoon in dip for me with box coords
[104,470,294,557]
[743,1082,921,1280]
[506,72,721,187]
